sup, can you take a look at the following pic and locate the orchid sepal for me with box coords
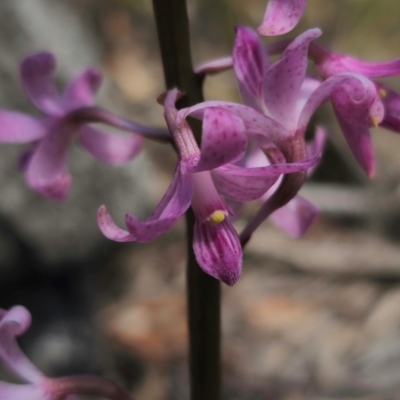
[258,0,308,36]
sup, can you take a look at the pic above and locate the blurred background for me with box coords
[1,0,400,399]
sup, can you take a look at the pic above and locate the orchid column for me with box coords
[151,1,221,400]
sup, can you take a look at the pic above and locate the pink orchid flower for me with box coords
[308,42,400,137]
[98,89,320,285]
[192,27,383,243]
[0,305,133,400]
[0,52,169,201]
[196,27,384,177]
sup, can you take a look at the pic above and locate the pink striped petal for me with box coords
[193,220,242,286]
[194,108,247,172]
[258,0,307,36]
[20,53,63,116]
[233,26,269,111]
[263,28,321,130]
[0,306,43,383]
[78,127,143,165]
[0,111,48,143]
[62,68,102,111]
[270,195,318,237]
[25,124,72,201]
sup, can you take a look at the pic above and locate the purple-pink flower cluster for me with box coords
[0,0,399,287]
[4,0,400,398]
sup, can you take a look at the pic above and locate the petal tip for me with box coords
[220,264,242,286]
[367,166,376,179]
[97,206,134,242]
[27,173,72,202]
[21,52,56,73]
[193,221,243,286]
[0,305,32,335]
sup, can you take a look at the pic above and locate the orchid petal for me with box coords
[62,68,102,111]
[310,42,400,78]
[233,26,269,110]
[124,161,193,242]
[334,109,375,178]
[25,123,72,201]
[20,52,63,116]
[270,195,318,237]
[0,383,47,400]
[332,78,384,128]
[78,127,143,165]
[337,56,400,78]
[304,74,381,177]
[177,101,290,142]
[298,73,381,132]
[97,206,136,242]
[0,111,49,143]
[263,28,321,129]
[194,108,247,172]
[258,0,308,36]
[193,220,242,286]
[212,152,320,202]
[195,56,233,76]
[0,306,44,383]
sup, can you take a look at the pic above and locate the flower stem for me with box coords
[151,1,221,399]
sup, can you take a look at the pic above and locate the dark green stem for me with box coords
[151,1,221,399]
